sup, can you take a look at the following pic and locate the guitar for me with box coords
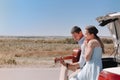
[54,48,81,63]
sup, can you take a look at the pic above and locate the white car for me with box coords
[96,12,120,80]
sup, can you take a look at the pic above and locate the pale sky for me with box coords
[0,0,120,36]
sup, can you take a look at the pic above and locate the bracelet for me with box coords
[66,63,69,68]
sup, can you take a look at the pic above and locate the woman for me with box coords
[60,25,104,80]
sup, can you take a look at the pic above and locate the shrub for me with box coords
[101,38,113,44]
[64,38,77,44]
[6,59,17,65]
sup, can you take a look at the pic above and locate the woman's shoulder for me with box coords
[88,39,100,47]
[88,39,99,44]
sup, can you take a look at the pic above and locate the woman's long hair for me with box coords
[85,25,104,53]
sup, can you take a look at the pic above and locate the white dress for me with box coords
[69,42,102,80]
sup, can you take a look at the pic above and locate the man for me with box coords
[59,26,86,80]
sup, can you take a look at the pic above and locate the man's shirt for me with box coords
[78,37,86,69]
[78,37,85,47]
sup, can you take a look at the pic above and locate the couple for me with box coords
[59,25,104,80]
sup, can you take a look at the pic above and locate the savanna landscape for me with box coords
[0,36,114,68]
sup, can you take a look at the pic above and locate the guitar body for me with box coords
[72,49,81,63]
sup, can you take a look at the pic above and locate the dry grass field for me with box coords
[0,36,114,68]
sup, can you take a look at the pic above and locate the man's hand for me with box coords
[59,57,66,67]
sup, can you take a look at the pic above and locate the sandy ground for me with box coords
[0,68,60,80]
[0,37,114,80]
